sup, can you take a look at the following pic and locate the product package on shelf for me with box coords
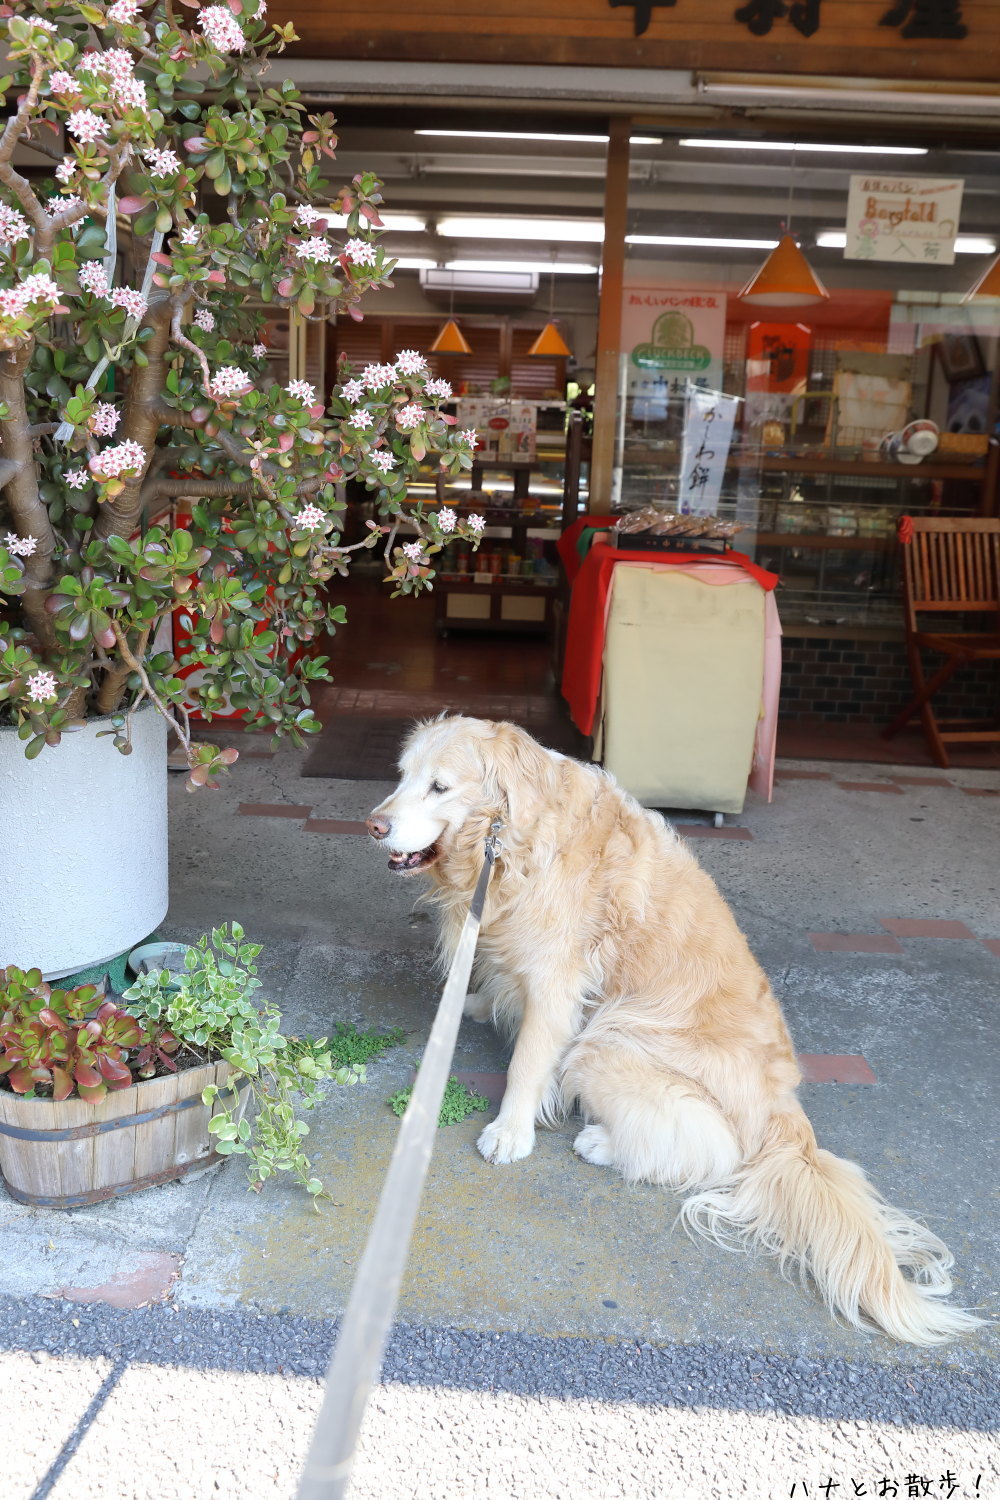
[457,398,537,460]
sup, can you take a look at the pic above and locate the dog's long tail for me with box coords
[679,1106,985,1345]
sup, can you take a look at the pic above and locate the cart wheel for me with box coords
[713,812,724,828]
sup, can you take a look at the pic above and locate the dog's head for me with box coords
[367,715,556,879]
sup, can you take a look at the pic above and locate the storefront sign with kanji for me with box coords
[843,174,965,264]
[679,385,740,514]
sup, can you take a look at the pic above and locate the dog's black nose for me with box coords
[367,815,390,841]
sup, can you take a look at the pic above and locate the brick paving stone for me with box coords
[774,769,833,780]
[798,1054,878,1085]
[302,818,369,835]
[960,787,1000,797]
[880,918,976,939]
[837,781,905,794]
[237,802,312,819]
[809,932,903,954]
[674,824,753,841]
[889,775,954,787]
[981,939,1000,958]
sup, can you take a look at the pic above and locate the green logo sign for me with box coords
[630,309,711,374]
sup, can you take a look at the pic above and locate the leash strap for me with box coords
[295,824,503,1499]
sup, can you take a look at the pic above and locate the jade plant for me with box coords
[0,1,482,788]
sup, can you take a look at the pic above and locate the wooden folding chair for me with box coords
[883,517,1000,768]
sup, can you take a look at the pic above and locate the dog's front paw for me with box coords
[463,991,493,1023]
[477,1117,535,1165]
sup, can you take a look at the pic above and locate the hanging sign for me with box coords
[843,174,965,265]
[679,384,740,515]
[622,287,727,419]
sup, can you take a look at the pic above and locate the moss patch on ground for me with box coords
[327,1021,407,1070]
[388,1075,491,1127]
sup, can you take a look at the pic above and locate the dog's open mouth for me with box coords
[386,842,440,875]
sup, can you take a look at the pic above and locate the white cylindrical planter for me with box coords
[0,708,168,980]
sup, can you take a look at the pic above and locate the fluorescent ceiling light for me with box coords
[817,230,996,254]
[627,233,779,250]
[389,257,440,270]
[679,138,927,156]
[326,208,426,232]
[414,129,661,145]
[697,79,1000,113]
[445,259,598,275]
[437,215,605,243]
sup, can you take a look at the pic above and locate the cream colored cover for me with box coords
[600,566,765,814]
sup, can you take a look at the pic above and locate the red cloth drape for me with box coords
[561,541,779,737]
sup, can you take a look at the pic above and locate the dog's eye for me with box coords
[430,781,448,795]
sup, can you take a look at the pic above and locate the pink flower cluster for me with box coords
[436,508,456,533]
[395,349,426,376]
[4,532,38,558]
[55,158,77,185]
[107,0,140,22]
[179,225,201,246]
[50,71,80,97]
[349,409,373,430]
[295,205,323,227]
[210,366,251,399]
[26,669,58,704]
[113,75,147,111]
[361,363,397,391]
[252,343,267,358]
[345,238,377,267]
[67,110,108,145]
[0,272,62,318]
[90,440,147,478]
[402,541,423,562]
[370,451,396,474]
[194,308,215,333]
[91,402,120,437]
[286,380,316,404]
[424,378,452,400]
[0,205,31,246]
[49,194,83,217]
[198,6,246,53]
[296,237,335,265]
[460,428,478,447]
[396,403,425,431]
[111,286,148,319]
[466,512,486,532]
[79,261,109,296]
[341,378,365,403]
[145,147,181,178]
[64,468,90,490]
[294,504,327,531]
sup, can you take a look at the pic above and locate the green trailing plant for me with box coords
[388,1074,491,1128]
[327,1020,406,1071]
[0,966,145,1102]
[122,921,360,1200]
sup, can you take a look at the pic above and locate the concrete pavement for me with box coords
[2,733,998,1498]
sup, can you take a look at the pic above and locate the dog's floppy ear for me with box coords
[479,721,556,833]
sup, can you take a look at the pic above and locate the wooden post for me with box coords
[589,117,631,517]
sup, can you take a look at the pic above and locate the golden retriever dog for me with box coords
[367,715,983,1345]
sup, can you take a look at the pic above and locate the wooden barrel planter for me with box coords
[0,1060,248,1208]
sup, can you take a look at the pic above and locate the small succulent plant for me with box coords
[0,967,144,1102]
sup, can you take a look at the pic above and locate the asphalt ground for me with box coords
[2,737,999,1498]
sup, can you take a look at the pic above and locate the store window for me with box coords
[615,136,999,628]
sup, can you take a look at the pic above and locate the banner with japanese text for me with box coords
[844,174,965,265]
[679,385,740,515]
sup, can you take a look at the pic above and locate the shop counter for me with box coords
[561,534,781,816]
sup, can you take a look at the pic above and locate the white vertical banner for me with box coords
[679,385,740,515]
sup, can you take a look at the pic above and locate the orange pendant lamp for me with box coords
[739,234,829,308]
[528,321,572,358]
[962,252,1000,303]
[429,317,473,355]
[528,266,573,358]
